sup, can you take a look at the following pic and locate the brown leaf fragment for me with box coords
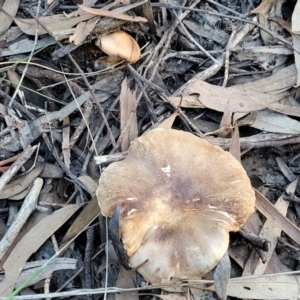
[78,4,148,22]
[276,157,297,182]
[0,204,81,296]
[157,111,178,129]
[120,77,138,151]
[0,0,20,35]
[0,153,20,167]
[269,16,292,33]
[78,175,98,197]
[255,0,284,45]
[14,13,95,36]
[251,0,279,13]
[116,265,138,300]
[255,188,300,246]
[181,80,282,113]
[0,163,44,199]
[69,17,99,45]
[8,184,33,200]
[234,64,297,94]
[250,110,300,134]
[130,0,156,33]
[229,125,241,163]
[214,252,230,300]
[243,181,297,276]
[226,274,300,299]
[218,105,232,138]
[59,197,100,251]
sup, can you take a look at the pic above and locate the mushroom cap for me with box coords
[96,128,255,284]
[95,31,140,63]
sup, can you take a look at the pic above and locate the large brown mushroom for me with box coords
[96,128,255,284]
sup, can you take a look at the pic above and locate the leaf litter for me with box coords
[0,0,300,299]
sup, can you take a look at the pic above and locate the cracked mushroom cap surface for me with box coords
[96,128,255,284]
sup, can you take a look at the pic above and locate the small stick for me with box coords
[0,145,38,193]
[0,178,43,261]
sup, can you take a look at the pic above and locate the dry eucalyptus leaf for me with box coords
[0,0,20,36]
[180,80,282,113]
[157,111,178,129]
[234,64,297,94]
[213,253,231,300]
[255,189,300,246]
[250,110,300,134]
[8,184,33,201]
[251,0,279,13]
[276,157,297,182]
[59,197,100,251]
[120,77,138,152]
[69,17,99,45]
[14,13,95,36]
[269,16,292,33]
[131,0,156,33]
[78,175,98,197]
[0,164,44,199]
[292,0,300,86]
[78,4,148,22]
[39,163,64,178]
[226,274,300,299]
[0,204,81,296]
[116,265,139,300]
[254,0,284,45]
[243,180,297,276]
[0,36,55,57]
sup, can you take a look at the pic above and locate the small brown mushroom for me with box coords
[96,129,255,284]
[95,31,140,63]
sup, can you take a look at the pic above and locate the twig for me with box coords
[81,96,120,174]
[84,227,94,299]
[173,12,220,65]
[206,0,244,17]
[0,145,37,193]
[24,9,117,148]
[151,3,294,50]
[127,64,204,137]
[0,178,43,261]
[223,22,237,87]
